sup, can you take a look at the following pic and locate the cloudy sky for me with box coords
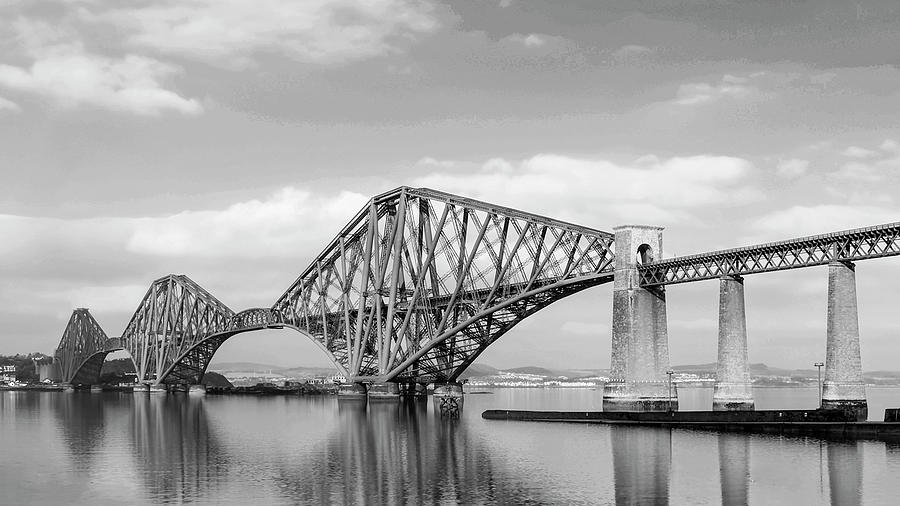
[2,0,900,371]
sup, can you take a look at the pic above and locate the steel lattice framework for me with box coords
[120,275,236,383]
[272,187,616,383]
[639,222,900,286]
[54,308,115,384]
[159,308,280,385]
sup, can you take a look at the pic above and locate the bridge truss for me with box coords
[273,187,616,383]
[639,222,900,286]
[120,275,235,384]
[54,308,115,384]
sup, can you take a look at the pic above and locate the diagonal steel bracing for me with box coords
[53,187,617,385]
[639,222,900,286]
[273,187,616,382]
[120,275,236,384]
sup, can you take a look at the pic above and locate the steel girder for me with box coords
[54,308,115,383]
[121,275,235,383]
[639,222,900,286]
[272,186,616,382]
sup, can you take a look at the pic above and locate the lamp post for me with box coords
[666,370,675,412]
[814,362,824,409]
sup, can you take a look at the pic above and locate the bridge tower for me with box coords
[603,225,675,412]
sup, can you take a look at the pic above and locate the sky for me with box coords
[2,0,900,371]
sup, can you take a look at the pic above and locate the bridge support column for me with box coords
[188,385,207,396]
[822,261,867,420]
[433,382,464,417]
[367,382,401,401]
[713,275,754,411]
[399,382,427,398]
[603,225,676,412]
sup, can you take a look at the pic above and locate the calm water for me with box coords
[3,387,900,505]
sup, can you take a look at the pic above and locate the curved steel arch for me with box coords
[382,273,614,383]
[273,186,616,382]
[68,347,135,385]
[54,308,137,384]
[158,309,350,385]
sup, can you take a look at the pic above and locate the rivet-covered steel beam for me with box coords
[273,186,616,382]
[639,222,900,286]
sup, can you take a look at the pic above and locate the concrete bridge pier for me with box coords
[603,225,676,412]
[713,275,754,411]
[822,261,867,420]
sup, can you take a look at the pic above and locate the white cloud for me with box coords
[775,158,808,179]
[0,95,19,112]
[497,32,577,58]
[89,0,438,69]
[611,44,653,62]
[413,153,761,227]
[0,15,200,115]
[880,139,899,153]
[127,187,368,257]
[673,74,758,106]
[830,162,884,183]
[0,47,201,116]
[841,146,879,158]
[828,142,900,184]
[745,205,899,243]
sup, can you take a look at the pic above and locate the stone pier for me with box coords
[822,261,867,419]
[603,225,676,412]
[367,382,401,401]
[337,382,368,401]
[713,275,754,411]
[188,384,207,396]
[399,382,427,398]
[433,382,464,417]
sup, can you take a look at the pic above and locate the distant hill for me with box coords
[281,366,339,376]
[202,371,233,388]
[458,363,499,380]
[504,366,564,377]
[208,362,287,372]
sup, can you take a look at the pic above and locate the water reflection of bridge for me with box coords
[35,393,873,504]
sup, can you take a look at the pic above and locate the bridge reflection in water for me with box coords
[29,392,882,504]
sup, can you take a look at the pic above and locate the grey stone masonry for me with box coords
[713,275,754,411]
[603,225,677,412]
[822,261,867,418]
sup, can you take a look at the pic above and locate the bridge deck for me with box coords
[639,222,900,286]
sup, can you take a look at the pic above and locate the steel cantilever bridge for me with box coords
[53,186,900,388]
[54,187,617,386]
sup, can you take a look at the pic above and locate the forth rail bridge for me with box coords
[49,186,900,414]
